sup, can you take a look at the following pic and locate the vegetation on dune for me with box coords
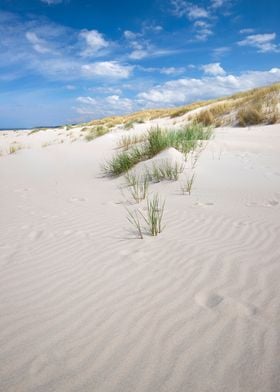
[8,143,23,154]
[125,173,149,203]
[103,123,212,176]
[83,83,279,131]
[145,161,185,182]
[127,193,165,238]
[85,125,109,141]
[192,83,280,127]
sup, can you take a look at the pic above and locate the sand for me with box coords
[0,121,280,392]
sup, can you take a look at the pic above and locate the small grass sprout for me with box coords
[126,173,149,203]
[140,194,165,236]
[180,173,195,195]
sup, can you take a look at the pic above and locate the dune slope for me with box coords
[0,123,280,392]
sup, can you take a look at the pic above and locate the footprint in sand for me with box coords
[28,230,43,241]
[195,291,258,318]
[263,200,279,207]
[69,196,87,203]
[194,202,214,208]
[246,200,279,208]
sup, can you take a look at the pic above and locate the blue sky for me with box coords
[0,0,279,128]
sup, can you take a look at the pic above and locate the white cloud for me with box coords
[81,61,133,79]
[160,67,186,75]
[25,31,53,54]
[202,62,226,76]
[79,29,109,56]
[239,28,255,34]
[170,1,212,40]
[171,0,209,19]
[123,30,138,40]
[187,4,209,19]
[238,33,279,53]
[212,46,231,59]
[75,94,134,117]
[77,96,97,105]
[129,49,149,60]
[211,0,228,8]
[192,20,213,41]
[138,68,280,105]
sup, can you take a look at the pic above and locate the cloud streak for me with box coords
[238,33,279,53]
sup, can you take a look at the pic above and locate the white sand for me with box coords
[0,122,280,392]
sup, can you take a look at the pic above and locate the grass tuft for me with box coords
[237,105,264,126]
[125,173,149,203]
[180,173,195,195]
[8,144,23,154]
[104,123,212,176]
[145,161,184,182]
[140,194,165,236]
[85,125,108,141]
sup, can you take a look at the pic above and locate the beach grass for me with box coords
[104,123,212,176]
[140,194,165,236]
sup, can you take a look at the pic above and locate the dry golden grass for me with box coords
[81,82,279,129]
[192,83,280,127]
[117,133,148,150]
[8,143,23,154]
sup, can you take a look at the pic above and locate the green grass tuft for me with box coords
[104,123,212,176]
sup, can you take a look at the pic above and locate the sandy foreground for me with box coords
[0,121,280,392]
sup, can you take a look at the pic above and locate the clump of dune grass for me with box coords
[117,133,148,150]
[141,194,165,236]
[180,173,195,195]
[237,105,264,126]
[123,121,135,130]
[103,146,144,176]
[145,161,184,182]
[146,124,212,158]
[8,143,23,154]
[104,123,211,176]
[28,128,41,135]
[85,125,108,141]
[195,110,215,126]
[126,173,149,203]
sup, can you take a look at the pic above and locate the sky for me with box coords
[0,0,279,128]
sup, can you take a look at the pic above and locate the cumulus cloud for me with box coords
[137,68,280,105]
[201,62,226,76]
[81,61,133,79]
[238,33,279,53]
[79,29,109,56]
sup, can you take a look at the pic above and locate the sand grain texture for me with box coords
[0,124,280,392]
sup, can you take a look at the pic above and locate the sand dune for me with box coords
[0,121,280,392]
